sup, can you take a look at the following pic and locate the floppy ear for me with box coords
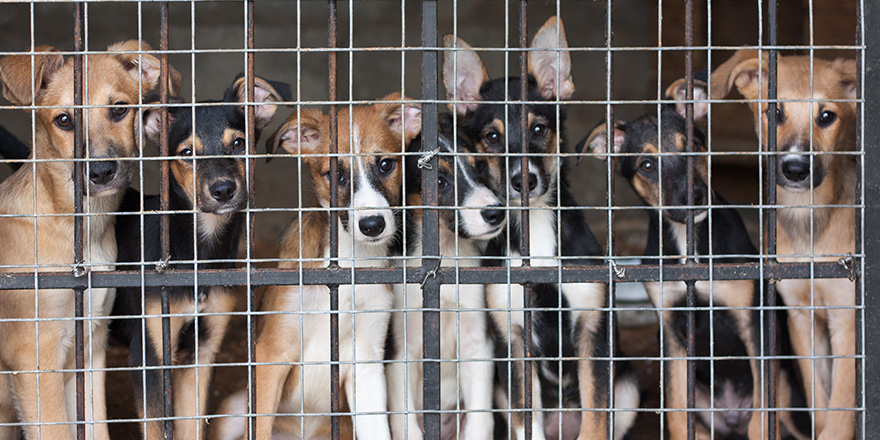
[443,35,489,116]
[109,40,182,97]
[140,106,174,145]
[709,49,767,100]
[835,58,858,99]
[228,75,293,132]
[375,93,422,146]
[528,17,574,100]
[576,120,626,157]
[266,109,325,158]
[665,78,710,120]
[0,46,64,106]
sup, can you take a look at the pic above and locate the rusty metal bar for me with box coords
[72,3,86,439]
[245,1,257,439]
[765,0,780,437]
[683,0,697,438]
[327,1,341,438]
[862,0,877,436]
[420,1,441,438]
[854,1,866,437]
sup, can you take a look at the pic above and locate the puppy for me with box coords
[580,79,810,440]
[710,49,857,440]
[111,74,289,440]
[443,16,640,440]
[212,93,421,440]
[385,114,504,440]
[0,41,178,440]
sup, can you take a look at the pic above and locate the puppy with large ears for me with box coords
[710,49,857,440]
[0,41,178,440]
[212,94,420,440]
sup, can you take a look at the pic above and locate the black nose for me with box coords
[89,161,117,185]
[481,207,504,226]
[209,180,237,203]
[781,158,810,182]
[359,216,386,237]
[510,173,538,193]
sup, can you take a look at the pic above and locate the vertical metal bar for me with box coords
[603,0,615,436]
[327,2,341,439]
[245,1,257,439]
[683,1,697,439]
[854,1,865,438]
[862,1,878,437]
[420,1,441,438]
[72,3,86,439]
[765,0,780,437]
[158,2,174,438]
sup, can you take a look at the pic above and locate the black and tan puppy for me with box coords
[111,75,290,440]
[580,79,810,440]
[443,16,639,440]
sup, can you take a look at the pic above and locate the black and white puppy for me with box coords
[443,16,640,440]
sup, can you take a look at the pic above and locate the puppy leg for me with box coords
[663,329,690,440]
[85,300,113,440]
[458,308,495,440]
[0,377,21,440]
[344,307,393,440]
[387,303,422,440]
[818,284,855,440]
[574,311,606,440]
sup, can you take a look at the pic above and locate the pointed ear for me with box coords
[835,58,858,99]
[228,75,293,132]
[109,40,182,97]
[577,119,626,157]
[266,109,326,158]
[528,17,574,100]
[665,78,710,120]
[376,93,422,146]
[443,35,489,115]
[0,46,64,106]
[709,49,767,100]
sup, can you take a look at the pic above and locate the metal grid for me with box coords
[0,1,870,440]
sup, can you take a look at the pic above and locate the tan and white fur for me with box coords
[212,94,421,440]
[710,49,857,440]
[0,41,179,440]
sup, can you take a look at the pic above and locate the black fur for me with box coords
[0,124,30,171]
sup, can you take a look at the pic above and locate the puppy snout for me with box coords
[358,215,386,238]
[89,161,118,186]
[781,157,810,183]
[724,411,750,431]
[480,206,504,226]
[210,180,237,203]
[511,173,538,193]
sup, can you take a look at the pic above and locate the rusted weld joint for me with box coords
[155,256,171,273]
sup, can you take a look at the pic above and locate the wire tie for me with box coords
[610,261,626,279]
[156,255,171,274]
[421,268,438,287]
[417,148,440,170]
[837,253,858,281]
[73,265,88,278]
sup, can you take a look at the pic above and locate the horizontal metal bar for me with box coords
[0,261,851,291]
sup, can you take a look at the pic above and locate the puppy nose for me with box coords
[358,216,386,237]
[510,173,538,193]
[209,180,237,203]
[724,411,749,430]
[480,206,504,226]
[781,158,810,182]
[89,161,117,185]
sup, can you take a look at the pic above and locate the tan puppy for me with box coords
[710,49,857,440]
[0,42,179,440]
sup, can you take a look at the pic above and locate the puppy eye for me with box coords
[325,169,347,184]
[378,158,396,175]
[639,159,655,173]
[438,175,449,190]
[110,102,129,121]
[484,131,500,145]
[766,106,785,124]
[54,113,73,131]
[817,110,837,127]
[231,137,246,149]
[532,124,547,137]
[178,147,193,157]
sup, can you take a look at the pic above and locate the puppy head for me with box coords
[143,75,290,214]
[268,93,421,245]
[710,49,857,191]
[0,40,181,197]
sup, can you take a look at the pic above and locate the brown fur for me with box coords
[0,41,178,440]
[711,49,857,440]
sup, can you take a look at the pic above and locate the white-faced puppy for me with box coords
[385,114,504,440]
[0,41,179,440]
[710,49,857,440]
[443,16,639,440]
[212,93,421,440]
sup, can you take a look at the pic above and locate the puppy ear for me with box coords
[228,75,293,132]
[836,58,858,99]
[709,49,767,100]
[109,40,182,97]
[528,17,574,100]
[665,78,710,120]
[0,46,64,106]
[443,35,489,115]
[577,119,626,157]
[376,93,422,146]
[266,109,325,158]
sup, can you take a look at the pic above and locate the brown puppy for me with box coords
[710,49,857,440]
[0,42,179,440]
